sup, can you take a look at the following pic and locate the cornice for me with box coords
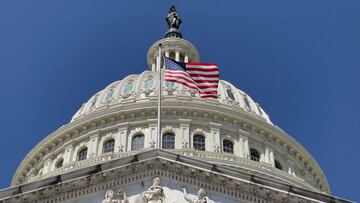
[2,150,351,203]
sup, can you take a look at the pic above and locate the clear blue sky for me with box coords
[0,1,359,201]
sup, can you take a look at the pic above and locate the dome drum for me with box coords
[12,93,329,194]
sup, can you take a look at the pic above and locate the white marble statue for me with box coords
[116,188,129,203]
[102,189,129,203]
[134,177,165,203]
[182,188,208,203]
[102,190,118,203]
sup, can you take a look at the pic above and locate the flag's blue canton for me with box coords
[165,58,186,71]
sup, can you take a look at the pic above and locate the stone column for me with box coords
[89,134,99,158]
[209,122,221,152]
[269,149,275,167]
[184,55,189,63]
[42,159,52,174]
[286,159,295,176]
[175,51,180,61]
[179,119,191,149]
[239,135,249,158]
[239,129,250,158]
[115,127,128,152]
[151,64,156,71]
[165,51,169,57]
[148,123,158,148]
[63,144,74,164]
[265,147,270,163]
[264,146,275,166]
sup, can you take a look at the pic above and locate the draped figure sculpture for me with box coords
[102,190,118,203]
[165,6,182,38]
[134,177,165,203]
[182,188,208,203]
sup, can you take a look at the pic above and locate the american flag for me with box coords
[164,57,219,99]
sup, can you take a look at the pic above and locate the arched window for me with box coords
[55,158,63,169]
[162,133,175,149]
[143,77,154,90]
[105,88,114,102]
[243,96,252,110]
[132,134,144,151]
[123,83,134,95]
[226,88,235,100]
[223,140,234,153]
[275,160,282,170]
[78,148,88,161]
[103,139,115,153]
[193,134,205,151]
[90,97,97,109]
[250,148,260,162]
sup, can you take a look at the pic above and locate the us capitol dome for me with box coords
[1,6,351,203]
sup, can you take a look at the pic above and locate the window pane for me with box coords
[78,148,87,161]
[226,89,235,100]
[250,148,260,162]
[143,78,154,90]
[193,134,205,151]
[105,88,114,102]
[275,160,282,170]
[56,159,63,169]
[90,97,97,109]
[162,133,175,149]
[244,96,251,110]
[132,134,144,150]
[103,139,115,153]
[223,140,234,153]
[123,83,133,94]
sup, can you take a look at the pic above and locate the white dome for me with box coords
[71,70,272,125]
[12,29,330,196]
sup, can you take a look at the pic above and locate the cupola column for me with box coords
[184,55,189,63]
[175,51,180,61]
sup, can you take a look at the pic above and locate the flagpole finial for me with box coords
[165,6,182,38]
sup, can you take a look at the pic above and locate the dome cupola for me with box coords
[147,6,199,71]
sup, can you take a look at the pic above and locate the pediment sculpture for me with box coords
[102,189,129,203]
[182,188,208,203]
[134,177,165,203]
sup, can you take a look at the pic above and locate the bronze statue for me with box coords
[166,6,182,30]
[165,6,182,38]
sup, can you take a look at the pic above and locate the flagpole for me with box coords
[157,44,162,149]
